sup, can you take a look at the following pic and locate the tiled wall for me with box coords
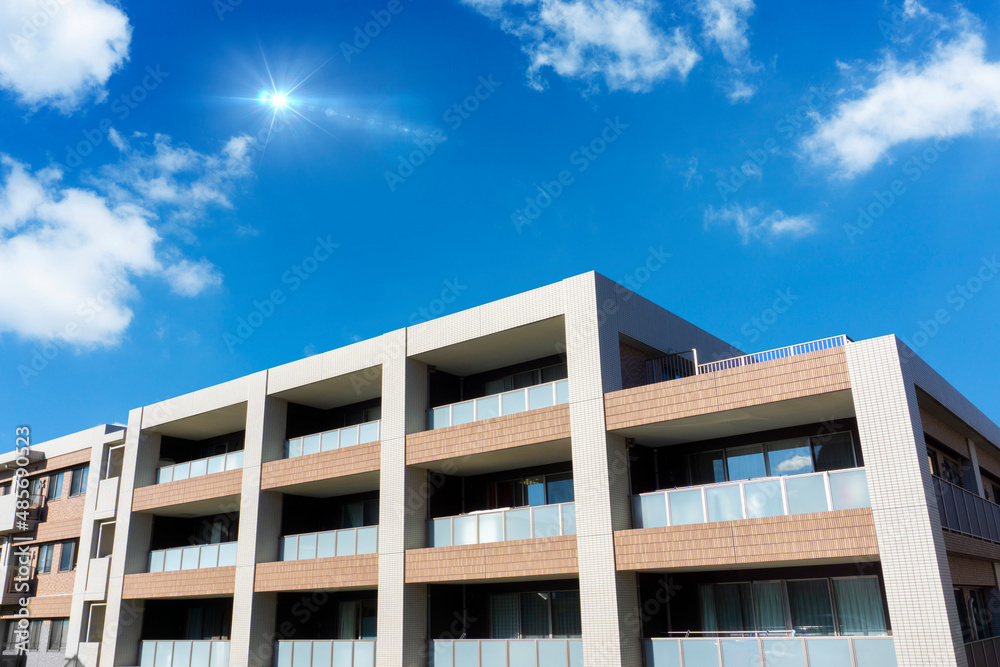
[404,536,578,583]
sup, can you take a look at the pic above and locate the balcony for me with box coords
[633,469,870,529]
[139,640,229,667]
[280,527,378,560]
[285,421,380,459]
[275,640,375,667]
[430,502,576,547]
[644,636,896,667]
[0,491,42,534]
[429,379,569,430]
[966,636,1000,667]
[432,639,582,667]
[156,451,244,485]
[148,543,238,572]
[934,476,1000,545]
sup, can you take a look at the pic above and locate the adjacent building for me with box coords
[2,272,999,667]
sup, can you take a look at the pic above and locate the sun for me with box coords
[258,90,291,110]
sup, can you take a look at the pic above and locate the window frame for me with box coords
[37,543,54,574]
[47,472,64,501]
[47,619,68,651]
[69,465,89,497]
[57,540,77,572]
[27,619,42,651]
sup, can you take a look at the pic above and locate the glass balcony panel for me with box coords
[555,380,569,404]
[181,546,201,570]
[317,531,337,558]
[479,513,504,543]
[282,536,298,561]
[140,641,156,667]
[431,518,452,547]
[433,641,454,667]
[505,509,531,541]
[508,640,537,667]
[761,640,805,667]
[207,455,225,475]
[454,515,479,546]
[149,550,165,573]
[430,407,451,430]
[189,459,208,478]
[190,642,210,667]
[706,485,744,522]
[356,526,378,554]
[721,639,761,667]
[292,641,311,667]
[298,534,317,560]
[332,641,353,667]
[636,494,668,528]
[476,395,501,421]
[450,401,475,427]
[210,642,229,667]
[157,467,173,484]
[527,385,554,410]
[744,480,784,518]
[200,544,219,569]
[359,421,380,444]
[568,640,583,667]
[354,641,375,667]
[785,475,829,515]
[340,426,359,448]
[668,489,705,526]
[218,542,238,567]
[481,640,507,667]
[321,430,340,451]
[286,439,302,458]
[155,642,174,667]
[805,639,851,667]
[164,548,182,571]
[303,434,321,456]
[174,463,190,482]
[532,505,562,538]
[829,470,870,510]
[454,641,479,666]
[645,640,681,667]
[853,639,898,667]
[173,642,192,667]
[501,390,527,415]
[226,451,244,470]
[682,640,720,667]
[561,504,577,535]
[538,640,568,667]
[276,642,293,667]
[311,642,332,667]
[336,530,357,557]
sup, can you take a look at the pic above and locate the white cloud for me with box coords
[0,0,131,112]
[695,0,760,101]
[802,13,1000,176]
[776,455,812,473]
[704,203,817,244]
[0,134,251,346]
[461,0,700,92]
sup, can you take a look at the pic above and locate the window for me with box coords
[487,472,574,510]
[105,445,125,480]
[342,500,379,528]
[37,544,53,574]
[489,590,581,639]
[0,483,9,496]
[927,437,964,486]
[48,619,68,651]
[58,540,77,572]
[4,620,16,650]
[955,586,1000,642]
[688,433,858,486]
[483,363,568,395]
[27,619,42,650]
[47,472,64,500]
[29,477,45,500]
[69,466,89,497]
[336,599,377,640]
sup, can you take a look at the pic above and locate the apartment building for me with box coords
[3,271,999,667]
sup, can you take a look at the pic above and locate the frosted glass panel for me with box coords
[805,639,851,667]
[830,470,870,510]
[303,434,321,456]
[298,534,316,560]
[157,468,172,484]
[226,451,243,470]
[332,642,352,667]
[276,642,293,667]
[853,639,898,667]
[199,544,219,569]
[786,475,829,515]
[501,390,526,415]
[282,536,297,561]
[356,527,378,554]
[761,640,805,667]
[568,640,582,667]
[561,504,577,535]
[669,489,705,526]
[140,642,156,667]
[174,463,190,481]
[336,530,356,557]
[637,494,668,528]
[210,642,229,667]
[528,385,554,410]
[532,505,561,538]
[476,395,500,421]
[555,380,569,404]
[645,640,681,667]
[721,639,761,667]
[321,430,339,451]
[744,480,784,518]
[538,640,568,667]
[155,643,173,667]
[354,641,375,667]
[218,543,238,567]
[340,427,359,448]
[432,519,452,547]
[454,515,478,546]
[508,641,537,667]
[149,551,164,573]
[189,459,208,478]
[452,401,475,426]
[311,642,331,667]
[431,407,451,430]
[482,640,507,667]
[318,532,337,558]
[207,456,225,475]
[454,642,479,666]
[682,640,720,667]
[190,643,210,667]
[292,642,311,667]
[505,509,530,541]
[359,421,379,443]
[707,485,744,522]
[479,513,504,543]
[432,642,454,667]
[164,549,182,571]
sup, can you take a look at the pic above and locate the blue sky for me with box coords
[1,0,999,447]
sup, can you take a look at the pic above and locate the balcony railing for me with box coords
[966,636,1000,667]
[645,636,896,667]
[285,420,381,459]
[281,526,378,560]
[633,468,870,529]
[148,542,238,572]
[934,475,1000,545]
[430,502,576,547]
[429,379,569,430]
[644,335,850,384]
[139,640,230,667]
[276,640,376,667]
[432,639,582,667]
[156,451,244,484]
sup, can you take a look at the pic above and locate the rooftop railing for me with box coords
[430,502,576,548]
[276,639,375,667]
[280,526,378,560]
[285,420,381,459]
[633,468,870,529]
[645,636,895,667]
[429,379,569,430]
[148,542,238,572]
[432,638,582,667]
[156,450,243,485]
[139,640,229,667]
